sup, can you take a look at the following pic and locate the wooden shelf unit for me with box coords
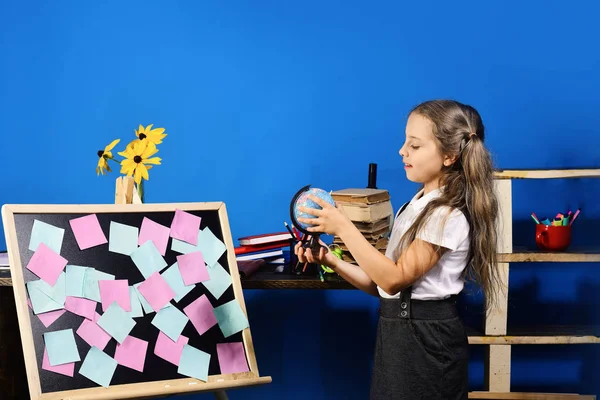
[480,168,600,399]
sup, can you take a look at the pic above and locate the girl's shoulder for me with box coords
[427,204,468,226]
[417,205,470,251]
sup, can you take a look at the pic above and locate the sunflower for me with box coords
[118,140,162,184]
[96,139,120,175]
[130,123,167,146]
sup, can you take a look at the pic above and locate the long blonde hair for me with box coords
[399,99,501,310]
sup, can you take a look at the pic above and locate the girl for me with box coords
[295,99,501,400]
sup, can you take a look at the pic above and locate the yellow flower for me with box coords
[134,124,167,146]
[118,140,162,184]
[96,139,120,175]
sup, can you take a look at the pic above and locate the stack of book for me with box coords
[331,188,393,264]
[234,231,296,265]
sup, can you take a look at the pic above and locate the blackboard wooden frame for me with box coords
[1,202,271,400]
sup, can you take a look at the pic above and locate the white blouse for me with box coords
[377,187,470,300]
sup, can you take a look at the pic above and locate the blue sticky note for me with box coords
[127,286,144,318]
[41,271,67,305]
[65,265,88,297]
[151,305,189,342]
[43,328,80,366]
[130,241,167,279]
[27,272,67,314]
[97,302,136,344]
[213,299,249,338]
[202,262,232,300]
[171,227,226,268]
[161,263,195,303]
[29,219,65,254]
[79,346,118,388]
[83,268,115,302]
[109,221,139,256]
[197,228,227,267]
[27,281,63,314]
[133,282,155,314]
[132,282,168,314]
[171,234,199,255]
[178,344,211,382]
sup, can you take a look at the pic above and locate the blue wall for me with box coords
[1,0,599,398]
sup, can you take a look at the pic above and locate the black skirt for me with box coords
[369,287,469,400]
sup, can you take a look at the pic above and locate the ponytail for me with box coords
[461,133,501,311]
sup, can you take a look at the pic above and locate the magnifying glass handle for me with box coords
[302,235,327,253]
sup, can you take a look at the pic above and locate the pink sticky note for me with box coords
[76,312,111,350]
[69,214,108,250]
[137,272,175,312]
[217,342,249,374]
[176,251,209,285]
[138,217,170,256]
[42,348,74,377]
[154,331,189,366]
[170,209,201,245]
[114,335,148,372]
[38,310,66,327]
[65,296,96,320]
[93,311,102,322]
[27,298,65,328]
[25,243,67,286]
[99,279,131,312]
[183,295,217,336]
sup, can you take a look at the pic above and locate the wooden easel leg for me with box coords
[214,391,229,400]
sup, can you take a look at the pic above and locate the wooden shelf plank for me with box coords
[499,250,600,263]
[494,168,600,179]
[469,335,600,345]
[467,325,600,345]
[241,271,354,290]
[469,391,595,400]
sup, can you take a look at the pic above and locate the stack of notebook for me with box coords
[331,188,393,264]
[234,231,295,265]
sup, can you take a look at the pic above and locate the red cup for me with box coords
[535,224,571,251]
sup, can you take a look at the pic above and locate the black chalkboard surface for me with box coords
[1,202,270,400]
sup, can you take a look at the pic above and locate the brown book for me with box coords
[336,237,388,251]
[336,225,389,238]
[361,227,390,241]
[353,217,390,233]
[331,188,390,205]
[337,200,393,222]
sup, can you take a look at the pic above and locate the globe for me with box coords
[292,187,336,231]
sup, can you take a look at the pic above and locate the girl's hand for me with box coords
[297,195,352,237]
[294,238,339,268]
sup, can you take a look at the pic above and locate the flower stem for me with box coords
[137,180,145,203]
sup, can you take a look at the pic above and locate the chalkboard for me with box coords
[1,202,271,400]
